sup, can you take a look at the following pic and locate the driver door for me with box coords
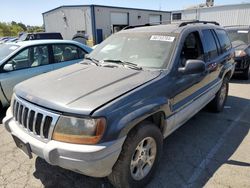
[0,45,53,101]
[167,31,210,132]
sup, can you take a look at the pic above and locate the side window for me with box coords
[179,31,204,67]
[32,46,49,66]
[202,29,218,61]
[216,29,232,53]
[6,45,49,71]
[52,44,86,63]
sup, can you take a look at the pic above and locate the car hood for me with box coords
[232,40,248,50]
[15,64,161,115]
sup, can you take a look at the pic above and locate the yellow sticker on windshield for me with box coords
[150,35,175,42]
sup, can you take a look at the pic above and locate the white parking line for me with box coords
[185,103,250,187]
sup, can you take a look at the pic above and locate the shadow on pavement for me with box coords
[231,76,250,84]
[0,107,7,124]
[34,157,112,188]
[31,95,249,188]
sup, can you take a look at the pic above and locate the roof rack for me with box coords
[179,20,220,27]
[123,23,151,30]
[123,20,171,30]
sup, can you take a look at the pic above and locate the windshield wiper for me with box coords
[102,59,143,70]
[83,56,99,66]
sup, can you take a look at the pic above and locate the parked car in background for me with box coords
[226,26,250,79]
[72,33,88,45]
[6,37,18,43]
[19,32,63,41]
[0,40,92,109]
[0,37,11,44]
[4,21,234,187]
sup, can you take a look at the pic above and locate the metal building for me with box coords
[43,5,171,45]
[171,3,250,26]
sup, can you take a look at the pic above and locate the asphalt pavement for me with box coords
[0,78,250,188]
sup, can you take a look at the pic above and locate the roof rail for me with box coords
[123,23,151,30]
[123,20,171,30]
[179,20,220,27]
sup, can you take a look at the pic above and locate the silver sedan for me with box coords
[0,40,92,109]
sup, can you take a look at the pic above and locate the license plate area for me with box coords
[12,135,32,159]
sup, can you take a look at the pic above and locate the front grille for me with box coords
[12,95,60,141]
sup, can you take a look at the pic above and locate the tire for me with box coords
[108,122,163,188]
[209,77,229,113]
[0,100,3,112]
[242,65,250,80]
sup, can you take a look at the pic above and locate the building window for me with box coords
[172,13,182,20]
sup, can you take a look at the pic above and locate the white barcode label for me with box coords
[150,35,175,42]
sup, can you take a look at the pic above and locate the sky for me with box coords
[0,0,249,26]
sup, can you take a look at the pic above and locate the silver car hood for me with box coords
[15,64,161,115]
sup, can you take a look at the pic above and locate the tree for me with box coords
[0,22,12,36]
[0,21,43,37]
[17,22,27,31]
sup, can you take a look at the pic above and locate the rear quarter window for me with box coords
[216,29,232,53]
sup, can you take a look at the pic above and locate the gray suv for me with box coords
[4,21,235,187]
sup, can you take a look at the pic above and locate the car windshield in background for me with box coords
[227,30,249,44]
[0,44,20,61]
[88,32,176,69]
[18,33,28,41]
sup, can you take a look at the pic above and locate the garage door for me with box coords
[149,15,161,24]
[111,12,128,25]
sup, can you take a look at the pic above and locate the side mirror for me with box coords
[178,60,206,75]
[3,64,14,72]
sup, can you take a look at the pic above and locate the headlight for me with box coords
[235,50,247,57]
[52,116,106,144]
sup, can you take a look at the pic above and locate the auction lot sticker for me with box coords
[150,35,175,42]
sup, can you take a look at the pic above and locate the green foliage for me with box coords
[0,21,43,37]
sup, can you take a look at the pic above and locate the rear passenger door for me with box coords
[51,44,87,70]
[213,29,233,80]
[201,29,232,83]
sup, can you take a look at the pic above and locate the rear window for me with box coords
[35,33,62,40]
[19,33,63,41]
[216,29,231,52]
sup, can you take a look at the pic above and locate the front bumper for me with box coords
[3,110,125,177]
[234,57,250,72]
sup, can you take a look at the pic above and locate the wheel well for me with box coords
[224,71,232,80]
[125,111,165,139]
[138,112,165,133]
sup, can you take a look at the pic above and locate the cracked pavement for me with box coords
[0,78,250,188]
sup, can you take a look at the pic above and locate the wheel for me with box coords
[108,122,163,188]
[209,78,229,113]
[242,65,250,80]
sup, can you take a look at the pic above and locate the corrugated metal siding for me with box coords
[43,6,92,40]
[94,7,171,40]
[172,3,250,26]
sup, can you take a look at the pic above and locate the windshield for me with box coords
[19,33,28,41]
[88,32,176,69]
[227,30,249,44]
[0,44,20,61]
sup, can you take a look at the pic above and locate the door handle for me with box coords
[207,62,218,71]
